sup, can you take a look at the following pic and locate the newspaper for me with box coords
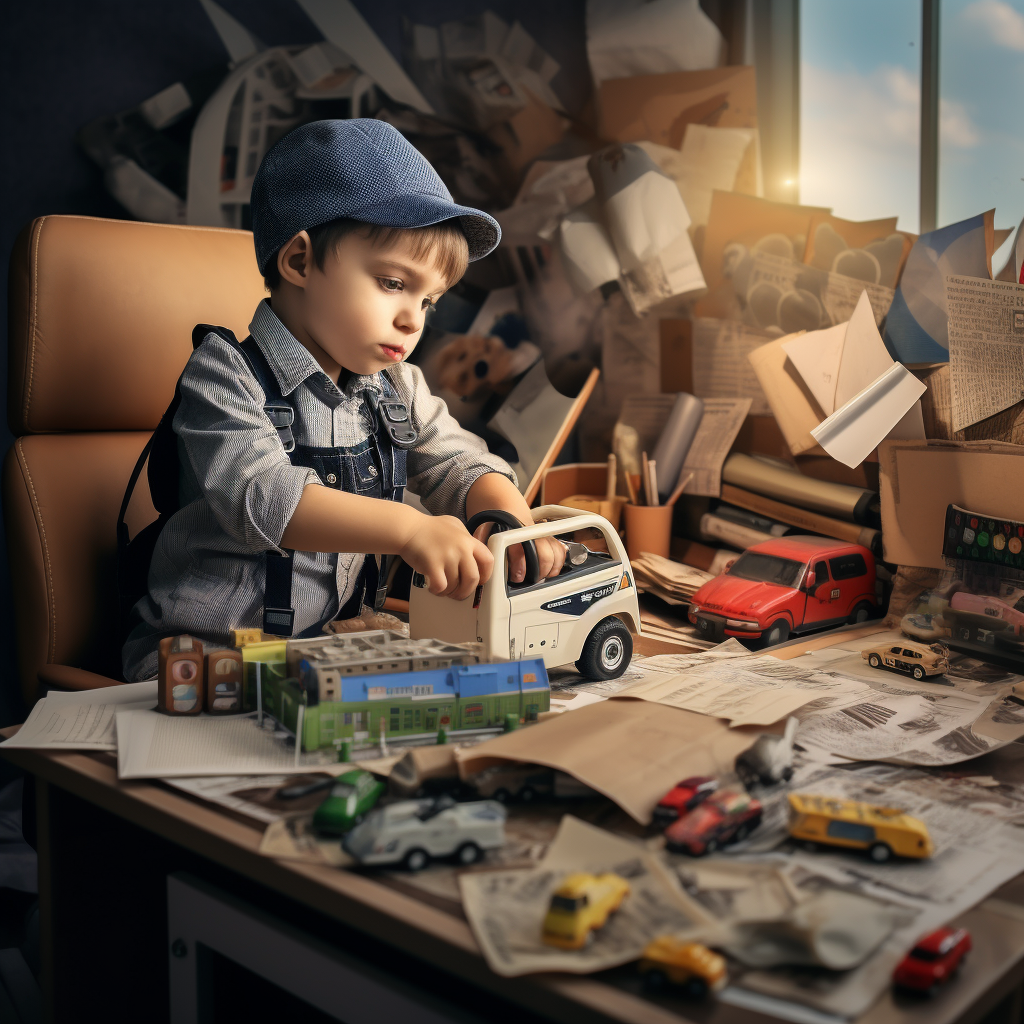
[737,251,894,334]
[459,815,717,976]
[259,813,352,867]
[165,772,339,825]
[692,318,774,416]
[945,274,1024,431]
[730,759,1024,1018]
[0,681,157,751]
[630,552,714,604]
[618,652,869,727]
[679,397,752,496]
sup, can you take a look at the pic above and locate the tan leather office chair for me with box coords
[4,215,266,704]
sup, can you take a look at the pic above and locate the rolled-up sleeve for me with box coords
[173,334,320,551]
[392,363,517,519]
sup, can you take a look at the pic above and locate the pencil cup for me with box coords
[624,504,673,562]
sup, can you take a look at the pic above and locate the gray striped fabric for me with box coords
[121,300,514,681]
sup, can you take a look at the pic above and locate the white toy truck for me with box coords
[409,505,641,680]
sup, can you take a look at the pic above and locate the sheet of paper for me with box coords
[945,274,1024,431]
[1,681,157,750]
[691,318,773,416]
[796,678,991,766]
[679,397,752,496]
[115,710,338,779]
[630,552,714,600]
[811,363,927,469]
[459,814,717,976]
[618,653,869,727]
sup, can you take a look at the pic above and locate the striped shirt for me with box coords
[121,299,514,681]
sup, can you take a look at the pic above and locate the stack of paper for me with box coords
[630,552,714,605]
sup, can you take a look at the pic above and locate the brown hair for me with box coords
[263,217,469,290]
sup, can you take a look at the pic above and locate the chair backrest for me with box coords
[4,215,266,702]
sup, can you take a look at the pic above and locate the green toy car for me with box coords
[312,770,386,836]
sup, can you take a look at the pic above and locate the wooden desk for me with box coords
[6,739,1024,1024]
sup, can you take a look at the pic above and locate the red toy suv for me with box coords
[893,927,971,994]
[664,789,763,856]
[652,776,718,827]
[688,536,877,647]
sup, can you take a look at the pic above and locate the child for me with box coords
[122,119,565,682]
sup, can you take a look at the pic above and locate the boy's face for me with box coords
[294,229,449,377]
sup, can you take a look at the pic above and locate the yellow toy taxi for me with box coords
[788,794,934,863]
[541,872,631,949]
[638,937,727,997]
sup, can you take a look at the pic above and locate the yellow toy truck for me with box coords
[638,937,727,997]
[541,872,631,949]
[787,793,934,862]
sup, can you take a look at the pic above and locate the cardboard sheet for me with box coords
[455,698,761,824]
[695,191,830,321]
[878,439,1024,568]
[597,66,758,149]
[802,212,909,288]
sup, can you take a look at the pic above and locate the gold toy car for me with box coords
[861,640,948,680]
[638,937,727,997]
[788,794,934,862]
[541,872,631,949]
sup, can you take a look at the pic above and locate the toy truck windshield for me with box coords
[727,553,805,588]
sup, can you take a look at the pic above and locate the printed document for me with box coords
[945,274,1024,431]
[1,681,157,750]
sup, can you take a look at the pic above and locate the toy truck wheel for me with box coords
[644,969,669,991]
[849,601,874,625]
[685,978,709,999]
[869,842,893,863]
[403,848,431,871]
[576,617,632,680]
[762,620,790,647]
[913,665,926,680]
[455,842,482,865]
[493,788,511,803]
[869,654,881,668]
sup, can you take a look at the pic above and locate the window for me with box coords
[939,0,1024,269]
[800,0,921,228]
[830,553,868,580]
[826,820,876,843]
[813,561,830,584]
[727,552,805,588]
[903,649,921,657]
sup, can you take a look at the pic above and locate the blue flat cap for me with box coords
[251,119,500,273]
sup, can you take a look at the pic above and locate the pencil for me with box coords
[648,459,659,507]
[605,452,617,501]
[641,452,651,506]
[666,472,694,506]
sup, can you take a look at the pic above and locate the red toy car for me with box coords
[688,536,877,647]
[653,777,718,826]
[664,789,763,856]
[893,927,971,994]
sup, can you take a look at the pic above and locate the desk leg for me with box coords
[35,780,54,1024]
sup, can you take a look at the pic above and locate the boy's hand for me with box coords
[399,515,494,601]
[506,535,567,584]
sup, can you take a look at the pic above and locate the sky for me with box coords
[800,0,1024,268]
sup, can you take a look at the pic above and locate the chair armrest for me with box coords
[37,664,125,692]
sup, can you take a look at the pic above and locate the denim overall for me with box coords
[238,336,411,637]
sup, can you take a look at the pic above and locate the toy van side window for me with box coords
[829,553,867,580]
[826,820,875,843]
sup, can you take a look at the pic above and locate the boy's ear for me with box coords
[277,230,313,289]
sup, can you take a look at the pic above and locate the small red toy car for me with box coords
[653,776,718,826]
[688,536,877,647]
[664,789,763,856]
[893,927,971,994]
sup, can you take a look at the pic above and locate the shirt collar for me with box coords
[248,300,384,400]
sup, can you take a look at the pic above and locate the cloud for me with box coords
[963,0,1024,52]
[940,98,982,147]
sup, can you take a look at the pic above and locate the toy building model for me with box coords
[238,630,550,751]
